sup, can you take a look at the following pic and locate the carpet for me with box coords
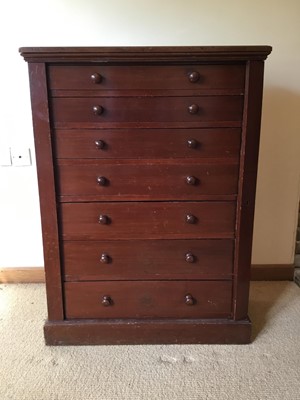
[0,282,299,400]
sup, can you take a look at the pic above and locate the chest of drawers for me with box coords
[20,46,271,345]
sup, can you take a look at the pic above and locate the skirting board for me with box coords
[0,265,294,283]
[0,268,45,283]
[251,264,294,281]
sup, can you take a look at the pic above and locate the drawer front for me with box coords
[64,280,232,319]
[54,128,241,160]
[57,161,239,200]
[60,201,236,240]
[48,64,245,91]
[51,96,243,125]
[63,239,234,281]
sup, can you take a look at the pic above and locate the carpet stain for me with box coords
[159,355,178,364]
[183,356,197,363]
[159,355,197,364]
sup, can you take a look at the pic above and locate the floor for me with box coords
[0,282,300,400]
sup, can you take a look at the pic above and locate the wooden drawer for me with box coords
[60,201,236,240]
[64,280,232,319]
[48,64,245,91]
[53,128,241,160]
[56,160,239,201]
[51,96,244,126]
[63,239,234,281]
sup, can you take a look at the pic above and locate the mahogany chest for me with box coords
[20,46,271,344]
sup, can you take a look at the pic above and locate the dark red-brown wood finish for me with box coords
[48,64,245,90]
[233,61,266,320]
[64,280,233,319]
[20,46,272,345]
[56,160,239,200]
[53,128,241,159]
[60,201,236,240]
[62,239,234,281]
[27,63,63,321]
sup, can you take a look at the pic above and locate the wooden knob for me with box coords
[187,139,198,149]
[186,176,197,185]
[102,295,112,306]
[97,176,108,186]
[188,71,200,83]
[188,104,199,115]
[185,253,195,263]
[185,294,195,305]
[100,253,110,264]
[91,73,102,84]
[186,214,197,224]
[95,140,105,149]
[98,215,109,224]
[92,105,103,115]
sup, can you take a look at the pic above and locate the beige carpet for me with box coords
[0,282,299,400]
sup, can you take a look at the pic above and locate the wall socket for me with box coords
[0,147,32,167]
[11,147,32,166]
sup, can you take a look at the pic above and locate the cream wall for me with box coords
[0,0,299,267]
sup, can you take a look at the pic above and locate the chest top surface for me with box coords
[19,45,272,62]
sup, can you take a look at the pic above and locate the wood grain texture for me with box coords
[1,264,292,283]
[53,128,241,160]
[64,280,232,319]
[48,64,245,90]
[27,63,64,321]
[44,318,252,345]
[62,239,234,281]
[50,96,244,126]
[251,264,294,281]
[51,88,244,98]
[233,61,265,320]
[19,45,272,62]
[60,201,236,240]
[0,268,45,283]
[51,121,243,130]
[56,160,239,200]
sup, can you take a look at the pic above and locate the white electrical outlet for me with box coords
[10,147,32,166]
